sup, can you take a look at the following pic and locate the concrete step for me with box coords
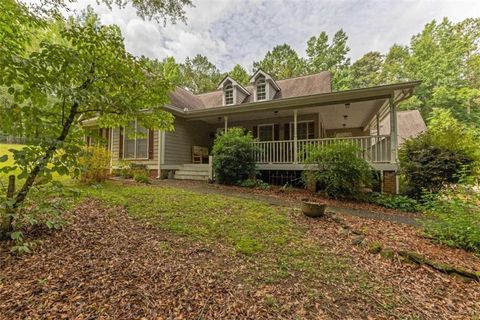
[180,164,209,170]
[174,170,209,176]
[173,174,208,181]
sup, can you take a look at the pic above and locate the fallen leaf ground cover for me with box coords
[0,181,479,319]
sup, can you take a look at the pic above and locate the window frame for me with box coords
[224,84,234,105]
[123,119,150,160]
[257,123,275,142]
[255,77,267,101]
[289,120,315,140]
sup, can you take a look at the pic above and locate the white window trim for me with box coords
[289,120,315,140]
[123,119,150,160]
[223,84,235,106]
[257,123,275,141]
[254,79,270,102]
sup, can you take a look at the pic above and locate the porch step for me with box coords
[173,164,210,181]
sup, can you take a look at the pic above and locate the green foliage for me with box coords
[134,173,150,184]
[421,180,480,253]
[229,64,250,86]
[304,142,372,198]
[212,128,257,185]
[179,54,223,93]
[349,51,384,89]
[239,178,270,190]
[0,4,175,238]
[78,146,111,184]
[400,109,479,197]
[253,44,308,80]
[306,29,351,90]
[400,133,474,198]
[372,194,419,212]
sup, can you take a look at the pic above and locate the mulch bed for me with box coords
[1,197,479,319]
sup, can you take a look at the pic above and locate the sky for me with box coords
[43,0,480,71]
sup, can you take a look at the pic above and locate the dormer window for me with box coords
[224,84,234,105]
[250,70,280,102]
[256,78,266,101]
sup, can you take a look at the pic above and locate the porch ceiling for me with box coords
[196,98,387,130]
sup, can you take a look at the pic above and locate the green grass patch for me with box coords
[79,181,391,296]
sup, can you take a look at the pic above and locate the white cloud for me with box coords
[27,0,480,72]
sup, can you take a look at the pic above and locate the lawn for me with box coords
[1,180,479,319]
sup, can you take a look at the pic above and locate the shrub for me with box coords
[372,194,419,212]
[239,178,270,190]
[399,133,473,198]
[421,180,480,253]
[303,142,372,198]
[212,128,257,185]
[78,146,111,184]
[134,173,150,184]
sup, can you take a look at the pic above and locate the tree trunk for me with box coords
[13,102,79,210]
[1,175,15,239]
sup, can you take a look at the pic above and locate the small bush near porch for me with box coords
[212,128,257,185]
[304,142,372,199]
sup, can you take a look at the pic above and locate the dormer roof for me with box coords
[217,75,250,96]
[250,69,281,91]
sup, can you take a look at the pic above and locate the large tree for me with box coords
[349,51,384,89]
[398,18,480,123]
[306,29,351,90]
[229,64,250,86]
[253,44,307,80]
[0,3,176,239]
[179,54,223,94]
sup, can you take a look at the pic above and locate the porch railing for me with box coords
[252,135,391,164]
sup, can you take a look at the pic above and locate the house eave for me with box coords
[180,81,421,120]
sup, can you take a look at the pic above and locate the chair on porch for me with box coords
[192,146,209,164]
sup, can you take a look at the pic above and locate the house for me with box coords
[84,70,421,194]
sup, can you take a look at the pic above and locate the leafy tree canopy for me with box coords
[179,54,223,94]
[0,3,177,239]
[349,51,384,89]
[253,44,307,80]
[229,64,250,86]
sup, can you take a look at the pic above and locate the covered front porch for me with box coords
[179,84,416,172]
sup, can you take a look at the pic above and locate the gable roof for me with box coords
[380,110,427,145]
[249,69,281,91]
[168,71,331,110]
[217,75,251,96]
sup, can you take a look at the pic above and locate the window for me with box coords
[225,84,234,105]
[124,120,148,159]
[256,77,266,101]
[290,121,315,140]
[258,124,274,141]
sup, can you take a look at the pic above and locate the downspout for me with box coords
[156,130,162,179]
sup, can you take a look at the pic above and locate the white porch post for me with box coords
[224,116,228,133]
[293,109,298,163]
[389,96,398,163]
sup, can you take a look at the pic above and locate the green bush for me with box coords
[303,142,372,198]
[421,180,480,253]
[134,173,150,184]
[78,146,111,184]
[212,128,257,185]
[239,178,270,190]
[399,133,473,198]
[372,194,419,212]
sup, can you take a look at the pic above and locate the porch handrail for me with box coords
[252,135,391,164]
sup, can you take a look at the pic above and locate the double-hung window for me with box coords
[224,84,234,105]
[124,120,148,159]
[258,124,274,141]
[256,78,267,101]
[290,121,315,140]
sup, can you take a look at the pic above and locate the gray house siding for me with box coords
[111,127,159,170]
[163,117,211,165]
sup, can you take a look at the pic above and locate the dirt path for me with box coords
[154,179,420,226]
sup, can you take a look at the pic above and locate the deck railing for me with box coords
[252,135,391,164]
